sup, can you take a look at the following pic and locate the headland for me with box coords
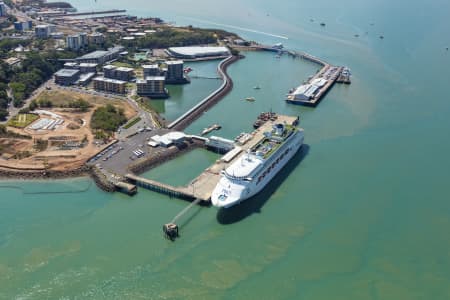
[0,0,350,203]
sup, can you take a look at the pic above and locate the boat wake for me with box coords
[182,17,289,40]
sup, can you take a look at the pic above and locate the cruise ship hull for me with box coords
[211,130,304,208]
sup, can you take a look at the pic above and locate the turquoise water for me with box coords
[1,0,450,298]
[149,60,222,121]
[140,148,220,186]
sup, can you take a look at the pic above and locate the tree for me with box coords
[0,109,8,121]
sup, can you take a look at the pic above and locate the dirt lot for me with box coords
[35,89,136,118]
[0,90,137,171]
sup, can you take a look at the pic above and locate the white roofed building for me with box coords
[167,46,230,59]
[291,77,328,100]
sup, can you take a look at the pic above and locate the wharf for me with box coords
[54,9,127,17]
[231,43,349,107]
[286,65,344,106]
[126,114,300,202]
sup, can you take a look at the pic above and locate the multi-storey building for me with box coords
[136,76,168,98]
[0,1,7,17]
[35,25,54,39]
[165,60,187,84]
[14,21,32,31]
[103,65,134,81]
[54,69,80,86]
[66,32,88,50]
[93,77,126,94]
[143,64,161,77]
[88,33,105,45]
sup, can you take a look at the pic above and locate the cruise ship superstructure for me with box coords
[211,120,304,208]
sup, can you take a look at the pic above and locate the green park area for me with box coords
[7,113,39,128]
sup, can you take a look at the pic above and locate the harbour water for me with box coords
[1,0,450,298]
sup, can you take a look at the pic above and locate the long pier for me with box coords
[286,50,327,66]
[125,174,201,201]
[231,43,349,106]
[167,55,239,130]
[189,75,221,80]
[53,9,127,17]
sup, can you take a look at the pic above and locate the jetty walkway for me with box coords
[125,115,299,203]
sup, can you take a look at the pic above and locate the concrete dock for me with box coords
[125,114,300,202]
[286,65,344,106]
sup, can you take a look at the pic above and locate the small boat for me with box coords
[201,124,221,136]
[379,35,384,39]
[253,85,261,90]
[320,22,326,26]
[245,97,256,102]
[183,67,193,73]
[253,120,263,129]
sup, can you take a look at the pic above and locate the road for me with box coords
[0,78,55,124]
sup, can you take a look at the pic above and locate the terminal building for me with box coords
[54,69,80,86]
[143,64,161,77]
[165,60,188,84]
[167,46,230,59]
[290,78,328,101]
[93,77,127,94]
[136,76,168,98]
[149,132,186,148]
[103,65,134,81]
[76,46,124,64]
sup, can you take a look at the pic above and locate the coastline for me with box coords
[0,165,91,180]
[0,54,241,188]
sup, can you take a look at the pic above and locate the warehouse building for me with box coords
[167,46,230,59]
[76,46,124,64]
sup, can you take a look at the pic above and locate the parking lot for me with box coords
[87,127,171,176]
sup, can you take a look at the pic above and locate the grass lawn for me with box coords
[123,117,141,129]
[111,61,135,68]
[7,113,39,128]
[36,90,124,107]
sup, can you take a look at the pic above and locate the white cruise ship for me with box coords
[211,122,304,208]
